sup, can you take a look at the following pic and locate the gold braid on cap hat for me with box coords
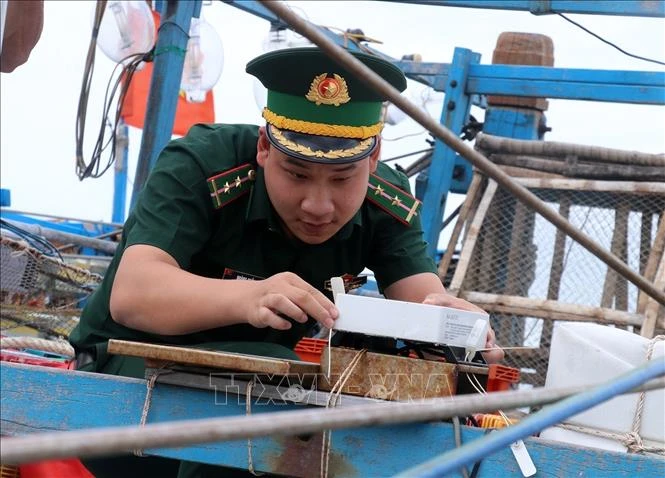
[263,108,383,139]
[269,125,374,159]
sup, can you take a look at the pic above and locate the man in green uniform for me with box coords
[70,47,502,477]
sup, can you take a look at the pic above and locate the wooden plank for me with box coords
[460,292,645,327]
[641,254,665,338]
[438,172,483,283]
[498,164,566,179]
[318,347,458,401]
[2,363,664,477]
[514,178,665,194]
[449,180,498,296]
[638,213,665,314]
[541,197,571,365]
[107,340,320,375]
[601,201,630,310]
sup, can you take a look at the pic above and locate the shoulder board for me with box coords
[366,174,421,226]
[207,163,256,209]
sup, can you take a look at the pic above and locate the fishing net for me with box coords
[444,175,665,386]
[0,236,104,339]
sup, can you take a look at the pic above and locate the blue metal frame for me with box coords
[130,0,201,208]
[418,48,480,258]
[385,0,665,17]
[3,362,663,477]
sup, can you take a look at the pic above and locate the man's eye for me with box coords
[287,170,306,180]
[333,176,351,182]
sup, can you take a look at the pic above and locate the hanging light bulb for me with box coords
[261,23,312,52]
[254,23,313,112]
[180,16,224,103]
[95,1,155,64]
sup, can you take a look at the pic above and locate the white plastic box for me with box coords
[540,322,664,452]
[333,294,489,351]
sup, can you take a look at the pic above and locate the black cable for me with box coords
[76,50,152,181]
[1,220,62,260]
[557,12,665,67]
[381,148,434,163]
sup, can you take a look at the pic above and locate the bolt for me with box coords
[447,101,456,111]
[450,80,458,87]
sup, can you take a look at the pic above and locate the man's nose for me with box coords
[300,186,334,217]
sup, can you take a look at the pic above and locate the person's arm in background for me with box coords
[1,0,44,73]
[384,272,504,363]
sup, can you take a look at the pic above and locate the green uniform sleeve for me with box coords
[125,141,214,269]
[366,169,437,292]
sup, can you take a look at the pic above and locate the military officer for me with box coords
[70,46,502,478]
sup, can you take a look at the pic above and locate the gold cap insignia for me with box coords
[305,73,350,106]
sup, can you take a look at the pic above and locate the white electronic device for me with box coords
[333,293,489,352]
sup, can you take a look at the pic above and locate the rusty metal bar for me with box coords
[259,0,665,307]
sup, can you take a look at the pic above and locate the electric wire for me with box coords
[74,1,154,181]
[556,13,665,67]
[1,219,63,260]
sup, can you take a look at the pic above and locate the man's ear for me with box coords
[256,126,270,167]
[368,136,381,173]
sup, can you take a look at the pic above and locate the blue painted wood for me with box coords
[394,61,665,104]
[419,48,480,259]
[130,0,200,208]
[3,363,663,477]
[388,0,665,17]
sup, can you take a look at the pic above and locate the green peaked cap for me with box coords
[246,47,407,163]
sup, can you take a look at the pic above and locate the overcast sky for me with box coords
[1,0,663,231]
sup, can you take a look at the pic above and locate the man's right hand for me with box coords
[245,272,337,331]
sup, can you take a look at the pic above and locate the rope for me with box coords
[559,335,665,455]
[320,349,367,478]
[0,337,75,357]
[246,379,264,476]
[133,368,170,457]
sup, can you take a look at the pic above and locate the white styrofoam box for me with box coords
[333,293,489,350]
[540,322,664,452]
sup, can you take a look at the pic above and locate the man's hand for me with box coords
[245,272,337,331]
[422,293,504,364]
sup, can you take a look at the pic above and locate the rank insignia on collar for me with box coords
[366,174,421,226]
[305,73,350,106]
[324,274,367,293]
[207,163,256,209]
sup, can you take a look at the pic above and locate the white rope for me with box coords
[0,336,75,357]
[320,349,367,478]
[246,378,264,476]
[133,371,163,457]
[558,335,665,455]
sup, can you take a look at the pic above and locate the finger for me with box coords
[285,283,336,328]
[485,327,497,347]
[482,346,505,364]
[262,294,308,324]
[257,307,293,330]
[423,293,485,313]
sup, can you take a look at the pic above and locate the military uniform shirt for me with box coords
[70,124,436,356]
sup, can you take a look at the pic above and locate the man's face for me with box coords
[257,128,378,245]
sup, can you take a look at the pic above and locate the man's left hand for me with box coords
[422,293,504,364]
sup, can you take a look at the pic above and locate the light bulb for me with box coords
[261,24,312,52]
[255,24,312,112]
[96,1,155,64]
[181,17,224,103]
